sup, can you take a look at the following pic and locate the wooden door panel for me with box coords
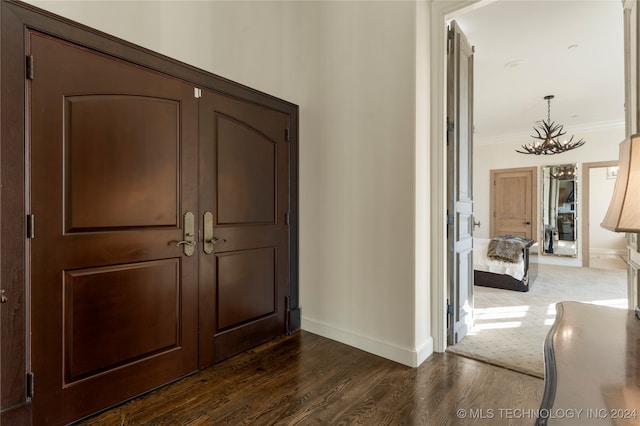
[29,32,198,425]
[217,248,276,330]
[63,260,180,382]
[199,90,289,367]
[217,115,276,224]
[64,95,180,231]
[495,176,528,218]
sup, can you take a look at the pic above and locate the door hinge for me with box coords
[285,127,291,142]
[27,214,35,239]
[285,211,290,226]
[26,55,34,80]
[26,372,34,398]
[447,120,455,132]
[194,87,202,98]
[447,27,454,54]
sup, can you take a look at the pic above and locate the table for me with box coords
[537,301,640,425]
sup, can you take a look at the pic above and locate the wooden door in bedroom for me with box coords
[28,32,200,425]
[490,167,537,240]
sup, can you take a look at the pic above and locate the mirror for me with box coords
[541,164,578,257]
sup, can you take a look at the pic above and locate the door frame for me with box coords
[581,160,619,267]
[0,1,299,422]
[489,166,538,240]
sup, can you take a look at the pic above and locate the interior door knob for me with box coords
[205,237,227,245]
[203,212,226,254]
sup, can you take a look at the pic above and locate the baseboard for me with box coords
[286,306,301,335]
[414,337,434,366]
[530,254,582,267]
[301,316,433,368]
[590,248,627,256]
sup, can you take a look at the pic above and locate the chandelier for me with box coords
[516,95,586,155]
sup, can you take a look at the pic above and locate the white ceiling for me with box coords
[453,0,625,146]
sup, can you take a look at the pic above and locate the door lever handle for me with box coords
[203,211,225,254]
[204,237,226,245]
[176,238,196,247]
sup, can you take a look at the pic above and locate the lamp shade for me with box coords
[601,134,640,232]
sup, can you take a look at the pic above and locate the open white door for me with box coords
[447,20,474,345]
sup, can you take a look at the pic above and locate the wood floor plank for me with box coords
[76,331,543,425]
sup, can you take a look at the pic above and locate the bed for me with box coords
[473,236,537,292]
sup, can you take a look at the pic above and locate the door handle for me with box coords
[176,212,196,256]
[203,212,226,254]
[176,240,196,247]
[205,237,227,246]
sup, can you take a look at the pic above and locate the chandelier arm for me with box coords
[531,126,547,140]
[550,126,566,136]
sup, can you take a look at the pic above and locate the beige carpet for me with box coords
[446,263,627,378]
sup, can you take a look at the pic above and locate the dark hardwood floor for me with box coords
[76,331,543,425]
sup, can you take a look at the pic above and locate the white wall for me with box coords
[24,1,302,103]
[473,124,626,263]
[25,0,430,366]
[295,1,423,365]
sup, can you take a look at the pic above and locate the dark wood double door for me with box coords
[28,32,290,424]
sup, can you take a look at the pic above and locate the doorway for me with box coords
[581,160,627,268]
[431,0,631,352]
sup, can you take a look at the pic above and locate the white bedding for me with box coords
[473,238,525,281]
